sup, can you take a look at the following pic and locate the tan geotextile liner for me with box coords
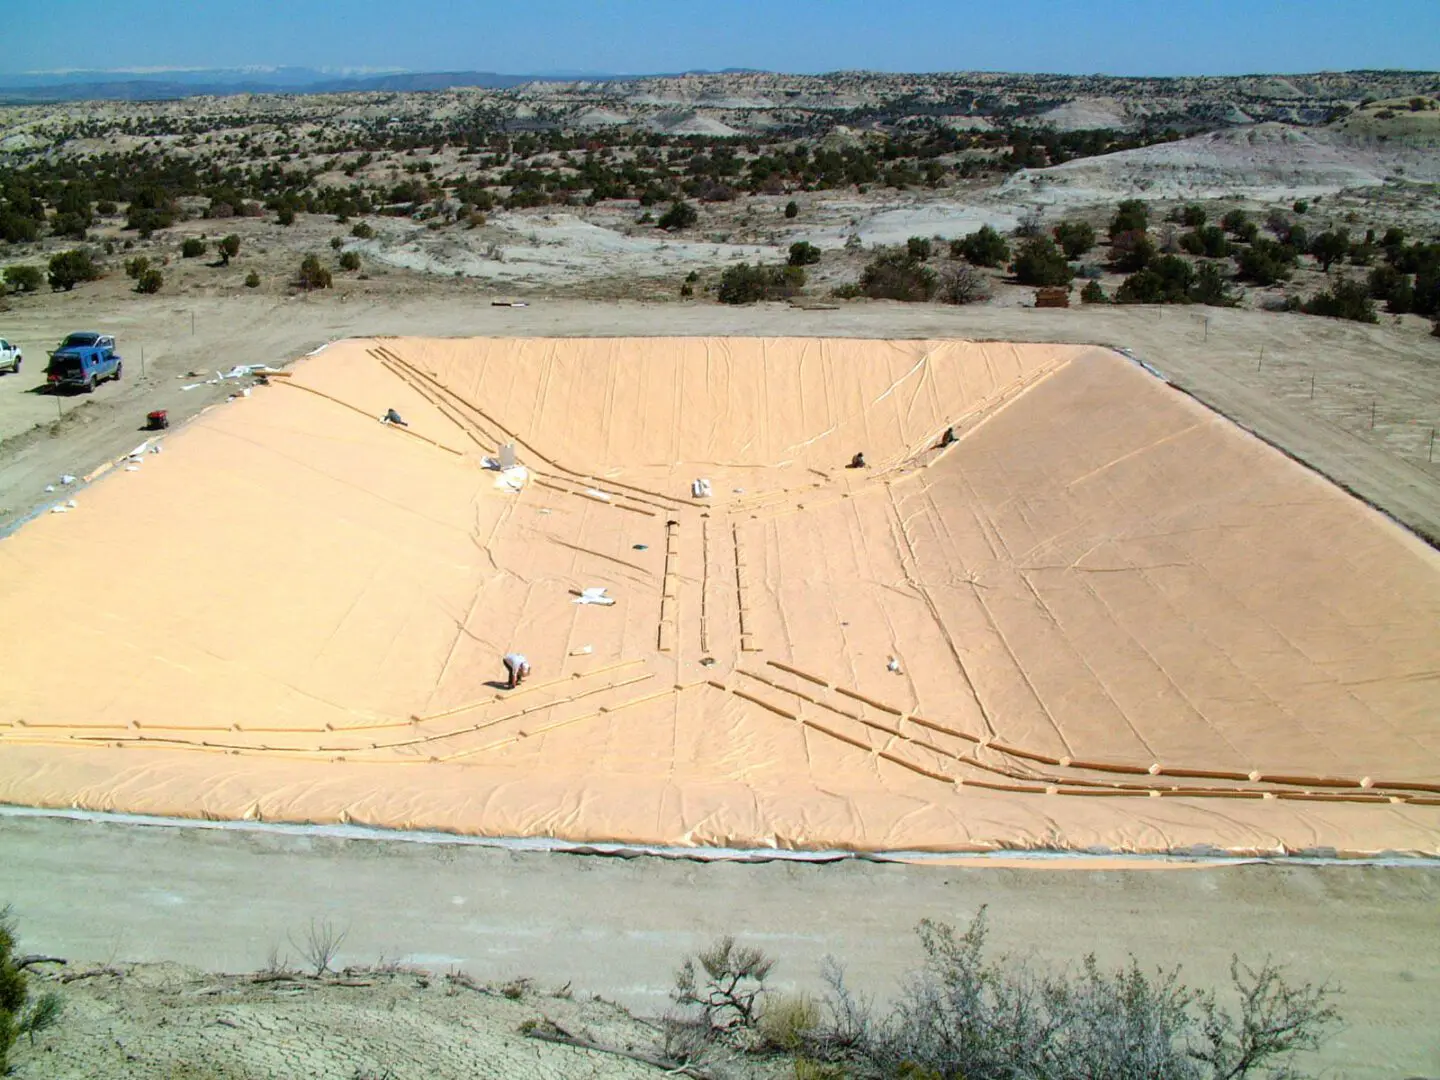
[1,338,1437,855]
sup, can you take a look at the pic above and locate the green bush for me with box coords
[1108,198,1148,239]
[4,264,44,293]
[658,200,698,231]
[1180,204,1207,228]
[1109,230,1155,272]
[1308,230,1350,272]
[951,225,1009,268]
[124,255,150,280]
[1302,278,1378,323]
[244,271,261,288]
[1179,226,1232,258]
[1011,236,1074,286]
[136,267,164,294]
[181,237,206,258]
[1080,280,1107,304]
[1053,220,1096,260]
[788,241,822,267]
[717,262,804,304]
[218,234,241,265]
[784,200,799,219]
[1221,209,1255,241]
[295,254,332,290]
[860,249,937,301]
[350,222,375,239]
[1235,237,1296,285]
[339,251,361,271]
[906,236,933,261]
[277,206,296,226]
[2,907,64,1071]
[1190,262,1241,307]
[1116,255,1195,304]
[47,249,100,291]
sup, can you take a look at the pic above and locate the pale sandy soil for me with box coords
[3,815,1438,1079]
[10,961,679,1080]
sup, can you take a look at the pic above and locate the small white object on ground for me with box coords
[573,587,615,606]
[44,485,55,493]
[570,644,594,655]
[480,456,501,470]
[494,465,528,492]
[499,442,517,469]
[691,478,713,498]
[585,488,611,501]
[60,475,76,485]
[887,656,902,673]
[124,465,140,472]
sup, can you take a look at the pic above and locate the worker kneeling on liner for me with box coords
[502,652,531,689]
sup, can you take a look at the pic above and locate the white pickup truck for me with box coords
[0,338,21,375]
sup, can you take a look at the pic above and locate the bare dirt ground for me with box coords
[2,290,1437,544]
[3,815,1438,1079]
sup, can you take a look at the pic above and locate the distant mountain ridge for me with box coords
[0,66,764,104]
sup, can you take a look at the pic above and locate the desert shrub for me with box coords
[1109,229,1155,272]
[952,225,1009,267]
[658,199,698,231]
[1221,209,1255,241]
[788,241,822,267]
[760,992,821,1051]
[95,200,117,216]
[859,249,937,301]
[1080,280,1107,303]
[802,910,1340,1080]
[1014,208,1044,238]
[784,200,799,219]
[1116,255,1195,304]
[1235,237,1296,285]
[339,251,361,271]
[672,936,775,1032]
[937,263,989,305]
[295,254,332,290]
[1,907,64,1071]
[1302,278,1378,323]
[276,206,296,226]
[181,237,206,258]
[906,236,933,261]
[1011,236,1074,286]
[218,234,241,265]
[1190,262,1241,307]
[350,221,375,239]
[1053,220,1096,260]
[717,262,804,304]
[329,236,343,251]
[136,268,164,294]
[47,249,100,291]
[124,256,150,279]
[244,271,261,288]
[1293,199,1309,214]
[1108,198,1149,239]
[1180,204,1207,228]
[1179,226,1232,258]
[5,264,44,293]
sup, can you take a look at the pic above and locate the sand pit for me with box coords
[1,337,1437,856]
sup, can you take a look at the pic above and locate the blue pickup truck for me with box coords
[46,332,123,393]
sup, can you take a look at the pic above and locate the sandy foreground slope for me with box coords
[1,337,1436,855]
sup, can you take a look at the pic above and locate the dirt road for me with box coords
[2,291,1436,542]
[1,814,1436,1078]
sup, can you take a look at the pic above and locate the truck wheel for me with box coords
[113,361,123,382]
[83,377,95,394]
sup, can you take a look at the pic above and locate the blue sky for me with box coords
[5,0,1438,77]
